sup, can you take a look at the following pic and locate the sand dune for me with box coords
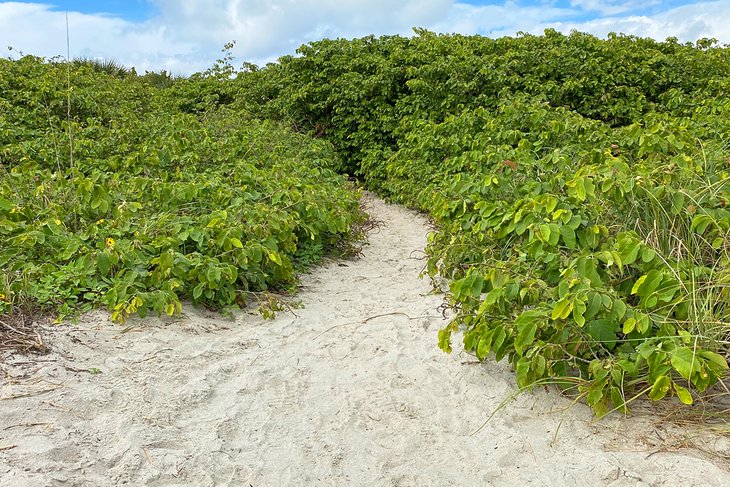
[1,195,728,486]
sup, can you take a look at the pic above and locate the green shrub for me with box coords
[235,30,730,413]
[0,55,362,322]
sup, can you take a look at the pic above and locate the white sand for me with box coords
[1,195,728,486]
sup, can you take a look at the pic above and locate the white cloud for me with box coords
[0,1,204,73]
[428,2,577,35]
[0,0,727,75]
[540,1,730,44]
[150,0,456,59]
[569,0,662,15]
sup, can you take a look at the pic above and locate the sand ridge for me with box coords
[1,195,728,486]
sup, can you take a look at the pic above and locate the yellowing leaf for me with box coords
[648,375,671,401]
[551,298,573,321]
[267,251,283,266]
[673,383,693,405]
[631,275,647,295]
[573,300,586,327]
[622,317,636,334]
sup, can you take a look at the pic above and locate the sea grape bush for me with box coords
[407,99,730,414]
[234,30,730,413]
[0,56,362,321]
[3,29,730,414]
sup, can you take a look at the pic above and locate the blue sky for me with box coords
[39,0,154,20]
[1,1,728,74]
[29,0,700,23]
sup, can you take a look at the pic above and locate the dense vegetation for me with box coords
[3,29,729,414]
[230,30,730,414]
[0,55,362,322]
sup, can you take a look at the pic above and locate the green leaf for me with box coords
[586,379,606,405]
[492,326,507,357]
[610,386,628,413]
[585,292,602,320]
[61,241,82,260]
[514,319,537,356]
[610,251,623,272]
[573,298,587,327]
[450,279,464,299]
[463,330,478,351]
[697,351,729,371]
[596,250,614,267]
[547,224,560,246]
[476,336,491,359]
[617,359,638,375]
[515,357,531,388]
[671,192,685,214]
[640,247,656,263]
[586,320,618,350]
[671,347,698,380]
[648,375,671,401]
[567,215,582,230]
[206,266,221,285]
[470,275,484,298]
[616,234,640,264]
[691,214,712,234]
[637,270,662,298]
[636,313,651,334]
[559,225,576,249]
[231,237,244,248]
[612,298,626,321]
[97,252,112,276]
[656,282,679,303]
[438,326,453,353]
[574,177,587,201]
[484,288,501,306]
[159,251,174,269]
[541,196,558,213]
[532,354,546,378]
[536,224,551,244]
[490,269,506,289]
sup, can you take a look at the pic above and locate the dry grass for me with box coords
[0,310,49,358]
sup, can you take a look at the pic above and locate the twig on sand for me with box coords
[143,447,154,465]
[126,348,174,364]
[408,249,428,260]
[0,386,61,401]
[315,312,435,339]
[0,445,17,452]
[3,422,53,431]
[61,364,100,374]
[41,401,71,412]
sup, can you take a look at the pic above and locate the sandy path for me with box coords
[1,195,729,487]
